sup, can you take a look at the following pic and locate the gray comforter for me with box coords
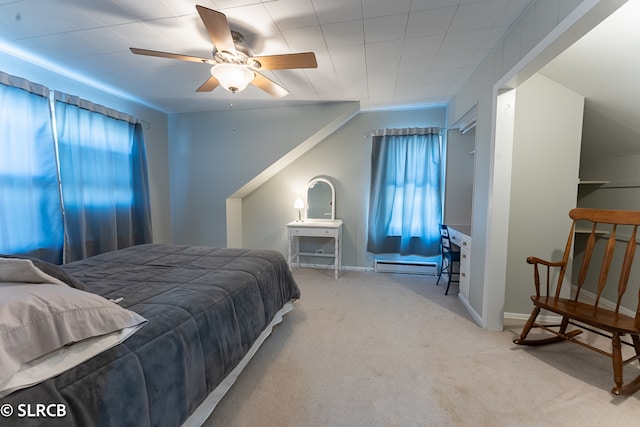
[1,244,300,426]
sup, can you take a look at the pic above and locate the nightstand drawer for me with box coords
[289,227,337,237]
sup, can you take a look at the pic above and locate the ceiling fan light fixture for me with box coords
[131,6,316,98]
[210,63,254,93]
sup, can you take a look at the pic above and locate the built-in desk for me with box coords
[287,219,343,279]
[447,225,471,299]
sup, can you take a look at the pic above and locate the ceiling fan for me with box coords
[130,5,317,97]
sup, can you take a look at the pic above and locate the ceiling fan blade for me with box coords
[130,47,210,64]
[196,76,220,92]
[251,52,317,70]
[196,5,237,56]
[251,73,289,98]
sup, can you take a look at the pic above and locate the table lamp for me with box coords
[294,198,305,222]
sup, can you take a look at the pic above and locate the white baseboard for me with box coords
[342,265,372,272]
[294,263,371,272]
[503,311,562,323]
[458,294,484,327]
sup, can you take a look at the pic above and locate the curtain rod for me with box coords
[367,127,442,137]
[54,91,140,125]
[0,70,49,98]
[460,118,477,135]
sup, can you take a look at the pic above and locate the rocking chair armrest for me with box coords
[526,256,566,297]
[526,256,565,268]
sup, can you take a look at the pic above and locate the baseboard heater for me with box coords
[374,260,438,275]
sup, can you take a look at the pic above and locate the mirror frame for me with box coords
[306,177,335,221]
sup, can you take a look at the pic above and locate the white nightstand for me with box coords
[287,219,343,279]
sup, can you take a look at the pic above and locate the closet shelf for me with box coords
[578,180,610,185]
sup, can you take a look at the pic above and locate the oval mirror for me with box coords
[306,177,335,220]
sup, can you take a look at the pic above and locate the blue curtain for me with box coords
[55,93,152,262]
[0,73,64,263]
[367,128,442,256]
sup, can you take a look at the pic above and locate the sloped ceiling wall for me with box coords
[539,0,640,159]
[167,101,360,247]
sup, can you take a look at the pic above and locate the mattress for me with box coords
[0,244,300,426]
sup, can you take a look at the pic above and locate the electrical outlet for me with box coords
[315,249,324,254]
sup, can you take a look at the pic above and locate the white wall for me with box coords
[447,0,626,329]
[0,50,172,244]
[241,107,447,267]
[505,73,584,316]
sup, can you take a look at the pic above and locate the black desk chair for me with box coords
[436,224,460,295]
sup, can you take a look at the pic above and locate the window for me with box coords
[367,128,442,257]
[55,93,152,262]
[0,75,64,263]
[0,72,152,263]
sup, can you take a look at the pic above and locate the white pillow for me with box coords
[0,325,144,398]
[0,282,147,389]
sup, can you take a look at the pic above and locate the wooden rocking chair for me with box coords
[513,208,640,396]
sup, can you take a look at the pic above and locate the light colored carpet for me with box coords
[204,268,640,426]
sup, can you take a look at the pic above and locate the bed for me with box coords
[0,243,300,426]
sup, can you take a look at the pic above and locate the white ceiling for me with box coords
[0,0,532,113]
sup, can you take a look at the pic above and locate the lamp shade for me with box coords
[210,64,254,93]
[294,198,305,209]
